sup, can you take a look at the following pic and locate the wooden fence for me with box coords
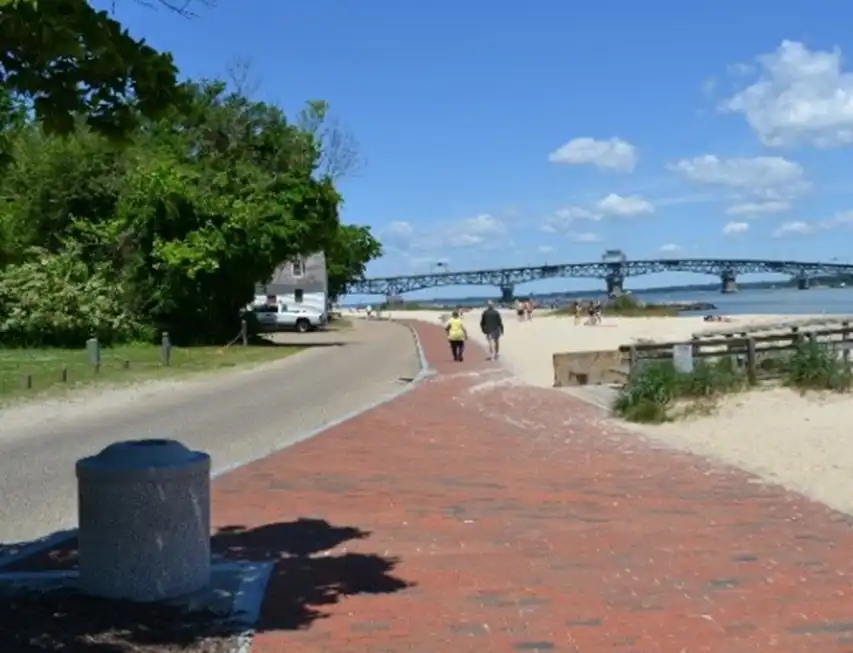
[619,321,853,384]
[691,315,853,340]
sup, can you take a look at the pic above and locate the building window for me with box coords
[291,257,305,278]
[294,289,304,303]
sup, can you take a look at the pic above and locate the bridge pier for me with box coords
[797,276,810,290]
[720,270,738,294]
[605,274,624,297]
[500,285,514,303]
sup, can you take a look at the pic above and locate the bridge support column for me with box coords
[500,285,514,303]
[605,274,624,297]
[797,276,810,290]
[720,270,738,294]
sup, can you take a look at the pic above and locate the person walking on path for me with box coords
[445,309,468,362]
[480,300,504,361]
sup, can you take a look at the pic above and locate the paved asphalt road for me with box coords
[0,319,421,544]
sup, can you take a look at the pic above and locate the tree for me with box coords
[297,100,364,181]
[0,0,185,140]
[0,79,364,346]
[325,224,383,301]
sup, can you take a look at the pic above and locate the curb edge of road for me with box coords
[0,320,435,573]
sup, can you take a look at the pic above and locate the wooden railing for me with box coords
[619,321,853,384]
[691,315,853,339]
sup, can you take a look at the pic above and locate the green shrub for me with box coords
[613,356,746,423]
[678,357,745,397]
[614,338,853,424]
[784,340,852,392]
[613,361,680,423]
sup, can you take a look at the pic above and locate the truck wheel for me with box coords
[295,318,310,333]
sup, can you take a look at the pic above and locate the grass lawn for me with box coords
[0,342,304,405]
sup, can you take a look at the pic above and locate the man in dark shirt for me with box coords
[480,300,504,360]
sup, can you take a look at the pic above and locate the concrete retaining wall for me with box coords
[553,350,626,387]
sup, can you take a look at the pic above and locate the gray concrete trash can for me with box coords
[76,438,212,602]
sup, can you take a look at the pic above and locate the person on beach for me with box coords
[573,302,582,325]
[515,299,525,322]
[524,299,534,321]
[445,309,468,362]
[480,300,504,361]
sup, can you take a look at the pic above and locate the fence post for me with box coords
[628,346,638,372]
[791,326,803,345]
[25,374,32,390]
[160,331,172,367]
[61,366,68,383]
[240,319,248,346]
[86,337,101,373]
[746,338,757,385]
[843,321,851,366]
[691,335,700,358]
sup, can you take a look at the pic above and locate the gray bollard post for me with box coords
[75,439,211,602]
[160,331,172,366]
[86,337,101,373]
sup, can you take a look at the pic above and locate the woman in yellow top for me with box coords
[445,310,468,362]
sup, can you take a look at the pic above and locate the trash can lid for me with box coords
[77,438,208,473]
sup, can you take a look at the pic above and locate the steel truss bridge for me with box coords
[346,258,853,300]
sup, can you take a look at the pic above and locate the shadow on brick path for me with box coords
[0,519,412,651]
[212,518,413,630]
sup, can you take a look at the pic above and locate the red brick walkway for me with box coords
[210,320,853,653]
[16,320,853,651]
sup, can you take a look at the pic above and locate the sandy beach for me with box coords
[367,308,853,517]
[376,308,805,387]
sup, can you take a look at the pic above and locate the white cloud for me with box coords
[722,40,853,148]
[568,232,600,243]
[773,211,853,237]
[541,193,655,233]
[725,200,791,217]
[382,220,415,246]
[554,206,598,221]
[596,193,655,217]
[445,213,506,247]
[659,243,682,253]
[773,221,813,238]
[722,221,749,237]
[548,137,638,172]
[668,154,809,213]
[383,214,507,253]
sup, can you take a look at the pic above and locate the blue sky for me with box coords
[101,0,853,296]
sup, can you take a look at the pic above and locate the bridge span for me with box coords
[346,258,853,301]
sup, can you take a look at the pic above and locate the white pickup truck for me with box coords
[250,303,326,333]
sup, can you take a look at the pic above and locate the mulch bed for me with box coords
[2,587,242,652]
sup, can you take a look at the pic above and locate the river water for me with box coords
[636,286,853,316]
[410,286,853,315]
